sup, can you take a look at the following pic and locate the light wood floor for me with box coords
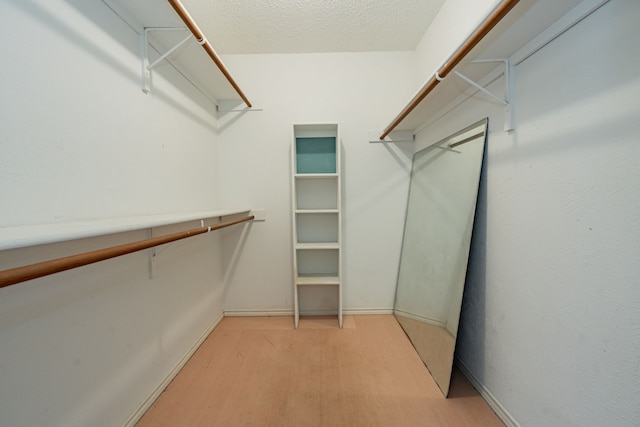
[137,315,503,427]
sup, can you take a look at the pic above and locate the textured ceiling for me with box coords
[180,0,446,54]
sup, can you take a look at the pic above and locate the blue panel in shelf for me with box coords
[296,137,336,174]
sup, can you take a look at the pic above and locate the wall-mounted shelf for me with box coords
[379,0,602,139]
[102,0,250,106]
[0,209,252,251]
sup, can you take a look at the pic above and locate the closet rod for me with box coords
[0,215,254,289]
[167,0,252,108]
[379,0,519,140]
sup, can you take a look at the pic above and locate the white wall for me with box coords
[4,1,637,426]
[0,1,234,426]
[0,1,220,226]
[416,1,640,425]
[218,52,419,315]
[414,0,498,81]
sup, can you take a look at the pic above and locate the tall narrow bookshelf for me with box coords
[291,124,342,328]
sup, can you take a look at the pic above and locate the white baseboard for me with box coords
[344,307,394,315]
[224,308,394,317]
[455,357,520,427]
[393,308,447,328]
[123,311,225,427]
[224,308,293,317]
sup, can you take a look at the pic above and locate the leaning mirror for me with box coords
[394,118,487,396]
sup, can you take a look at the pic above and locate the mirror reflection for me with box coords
[394,118,488,396]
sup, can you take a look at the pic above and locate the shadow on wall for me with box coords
[11,1,138,85]
[11,1,218,130]
[455,140,489,380]
[220,218,255,302]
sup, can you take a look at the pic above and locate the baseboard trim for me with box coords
[455,357,520,427]
[393,308,447,328]
[344,307,394,315]
[224,308,394,317]
[224,308,293,317]
[124,311,225,427]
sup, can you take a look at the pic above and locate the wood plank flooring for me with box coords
[136,315,503,427]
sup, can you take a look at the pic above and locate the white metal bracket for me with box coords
[216,100,263,114]
[369,130,415,144]
[434,145,461,154]
[140,27,191,94]
[453,59,515,132]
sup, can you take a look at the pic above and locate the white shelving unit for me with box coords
[291,124,342,328]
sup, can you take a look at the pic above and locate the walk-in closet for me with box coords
[1,0,638,426]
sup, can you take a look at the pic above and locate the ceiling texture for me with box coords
[180,0,447,54]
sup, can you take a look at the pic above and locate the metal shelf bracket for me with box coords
[454,59,515,132]
[140,27,191,94]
